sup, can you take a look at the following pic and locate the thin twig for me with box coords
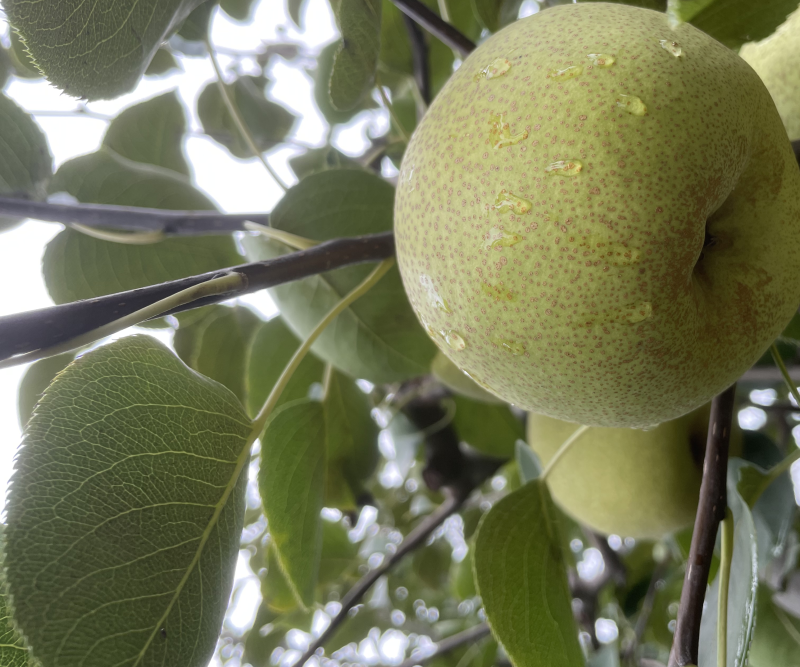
[205,37,291,191]
[402,13,431,111]
[389,0,476,58]
[621,560,669,661]
[771,343,800,406]
[0,232,394,363]
[293,489,469,666]
[669,384,736,667]
[717,509,734,667]
[394,624,491,667]
[0,196,267,234]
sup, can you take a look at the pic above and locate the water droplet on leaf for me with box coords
[545,159,583,176]
[615,94,647,116]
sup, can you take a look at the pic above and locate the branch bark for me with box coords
[0,196,266,235]
[394,623,491,667]
[0,232,394,363]
[402,13,431,112]
[668,383,736,667]
[389,0,476,58]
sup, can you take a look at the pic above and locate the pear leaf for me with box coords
[697,459,758,667]
[3,335,253,667]
[515,440,542,484]
[241,170,436,383]
[3,0,206,99]
[748,586,800,666]
[474,480,583,667]
[17,352,74,428]
[682,0,800,49]
[103,90,190,175]
[259,399,326,608]
[0,528,36,667]
[452,396,523,458]
[43,148,241,307]
[328,0,382,112]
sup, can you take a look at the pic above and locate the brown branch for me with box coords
[668,384,736,667]
[389,0,475,58]
[0,232,394,363]
[0,196,267,235]
[402,13,431,111]
[293,489,469,667]
[395,623,492,667]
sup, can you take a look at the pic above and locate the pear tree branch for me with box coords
[0,232,394,364]
[668,384,737,667]
[402,13,431,111]
[0,196,266,235]
[394,623,492,667]
[389,0,475,57]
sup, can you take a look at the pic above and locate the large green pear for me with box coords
[741,8,800,141]
[394,2,800,428]
[527,406,734,540]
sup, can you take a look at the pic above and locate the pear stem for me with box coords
[669,384,736,667]
[540,425,590,482]
[771,342,800,407]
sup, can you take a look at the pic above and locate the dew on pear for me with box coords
[623,301,653,323]
[490,336,526,356]
[548,64,583,80]
[545,159,583,176]
[578,235,642,266]
[493,190,533,215]
[485,225,524,250]
[481,282,518,301]
[659,39,684,57]
[420,274,452,313]
[615,94,647,116]
[475,58,512,81]
[586,53,615,68]
[443,330,467,351]
[489,114,529,150]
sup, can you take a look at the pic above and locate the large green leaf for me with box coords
[220,0,259,21]
[474,480,583,667]
[17,352,74,428]
[749,586,800,666]
[3,0,205,99]
[671,0,799,49]
[259,398,326,608]
[314,41,375,125]
[44,148,241,305]
[197,76,297,159]
[175,305,263,403]
[452,396,523,458]
[697,459,759,667]
[103,91,190,176]
[0,529,35,667]
[0,93,52,230]
[7,30,40,78]
[145,49,181,77]
[245,315,326,417]
[241,170,436,383]
[328,0,382,112]
[3,335,253,667]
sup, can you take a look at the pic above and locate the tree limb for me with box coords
[668,384,736,667]
[402,13,431,113]
[395,623,492,667]
[389,0,476,58]
[0,196,266,235]
[294,489,469,667]
[0,232,394,363]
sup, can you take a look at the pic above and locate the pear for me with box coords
[526,404,740,540]
[741,7,800,141]
[394,2,800,427]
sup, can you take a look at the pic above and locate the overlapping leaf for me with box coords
[241,169,436,383]
[4,0,206,99]
[452,397,523,458]
[4,335,253,667]
[748,586,800,666]
[43,148,241,306]
[197,76,297,159]
[474,480,583,667]
[17,352,74,427]
[0,528,35,667]
[103,90,190,175]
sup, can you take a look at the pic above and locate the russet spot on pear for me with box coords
[394,2,800,427]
